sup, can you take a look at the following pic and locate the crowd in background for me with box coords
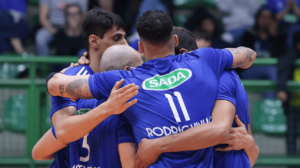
[1,0,300,157]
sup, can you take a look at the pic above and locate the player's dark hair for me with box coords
[82,7,126,50]
[173,27,198,55]
[136,10,173,45]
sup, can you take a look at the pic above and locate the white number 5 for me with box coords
[80,134,90,162]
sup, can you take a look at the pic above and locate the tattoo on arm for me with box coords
[60,79,92,99]
[227,48,241,55]
[59,84,65,96]
[229,47,255,68]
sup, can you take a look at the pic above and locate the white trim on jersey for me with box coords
[82,70,88,75]
[76,67,85,76]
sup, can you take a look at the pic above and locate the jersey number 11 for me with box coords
[165,91,190,123]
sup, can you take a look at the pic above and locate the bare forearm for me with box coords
[244,140,259,167]
[40,18,56,33]
[227,47,257,69]
[39,5,56,34]
[32,129,66,160]
[276,8,289,20]
[48,73,93,99]
[155,122,229,154]
[156,100,234,153]
[56,103,111,144]
[10,38,24,54]
[119,143,136,168]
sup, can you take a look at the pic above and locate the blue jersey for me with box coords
[50,65,93,168]
[50,65,135,168]
[70,99,135,168]
[214,70,251,168]
[88,47,233,168]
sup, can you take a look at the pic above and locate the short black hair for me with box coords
[136,10,173,45]
[173,27,198,55]
[82,7,126,50]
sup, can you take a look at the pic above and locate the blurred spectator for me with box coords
[239,9,287,98]
[53,4,84,56]
[185,6,231,49]
[265,0,295,21]
[96,0,113,12]
[0,0,29,54]
[193,30,212,48]
[265,0,300,49]
[36,0,87,56]
[128,0,167,43]
[217,0,260,46]
[185,6,217,39]
[89,0,143,37]
[277,30,300,159]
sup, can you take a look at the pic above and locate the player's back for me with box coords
[213,70,251,168]
[69,98,135,168]
[89,48,233,167]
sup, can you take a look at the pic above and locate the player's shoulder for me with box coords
[219,70,237,87]
[116,65,153,79]
[189,47,230,59]
[189,47,215,56]
[220,69,245,90]
[64,65,93,76]
[174,47,216,62]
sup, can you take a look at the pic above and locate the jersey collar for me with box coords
[143,54,175,69]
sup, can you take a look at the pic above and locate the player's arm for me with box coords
[53,80,139,145]
[245,124,259,167]
[47,73,93,100]
[215,116,259,167]
[226,47,257,69]
[32,128,67,160]
[117,115,137,168]
[119,143,137,168]
[134,99,235,168]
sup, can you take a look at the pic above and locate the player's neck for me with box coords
[144,52,174,61]
[88,52,102,73]
[144,46,175,61]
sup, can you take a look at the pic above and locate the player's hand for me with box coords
[103,79,139,115]
[78,52,90,65]
[134,138,161,168]
[215,115,254,151]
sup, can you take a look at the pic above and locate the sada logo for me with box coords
[142,69,192,91]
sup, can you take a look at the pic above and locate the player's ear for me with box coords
[179,48,189,54]
[138,41,145,54]
[173,34,179,48]
[124,66,130,71]
[89,34,100,49]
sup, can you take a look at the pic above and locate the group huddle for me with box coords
[32,8,259,168]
